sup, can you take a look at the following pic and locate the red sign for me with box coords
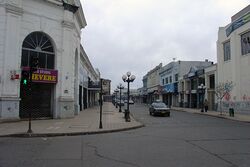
[22,67,58,84]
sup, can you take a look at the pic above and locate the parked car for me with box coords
[149,102,170,117]
[124,99,134,105]
[117,100,125,106]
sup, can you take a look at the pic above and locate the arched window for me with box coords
[21,32,55,69]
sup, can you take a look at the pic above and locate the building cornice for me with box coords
[46,0,63,6]
[76,6,87,29]
[5,3,23,15]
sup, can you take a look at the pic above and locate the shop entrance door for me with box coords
[20,83,53,119]
[79,85,82,111]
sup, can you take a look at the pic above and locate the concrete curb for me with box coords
[172,109,250,123]
[0,124,145,138]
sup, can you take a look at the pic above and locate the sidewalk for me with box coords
[172,107,250,123]
[0,102,144,137]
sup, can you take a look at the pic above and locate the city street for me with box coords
[1,103,250,167]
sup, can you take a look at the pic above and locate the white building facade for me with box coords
[0,0,99,120]
[160,60,213,107]
[217,5,250,112]
[204,64,217,111]
[79,46,100,111]
[143,63,162,104]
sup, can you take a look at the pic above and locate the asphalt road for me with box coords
[1,103,250,167]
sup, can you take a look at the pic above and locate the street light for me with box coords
[122,71,136,122]
[198,83,206,112]
[117,83,124,112]
[99,78,103,129]
[114,89,119,108]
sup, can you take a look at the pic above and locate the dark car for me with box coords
[149,102,170,117]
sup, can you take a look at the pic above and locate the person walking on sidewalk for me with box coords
[204,99,208,112]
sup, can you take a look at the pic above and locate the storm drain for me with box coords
[69,125,89,129]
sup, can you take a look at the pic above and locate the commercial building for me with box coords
[179,61,213,108]
[79,46,100,111]
[204,64,217,111]
[159,60,213,107]
[0,0,100,120]
[217,5,250,112]
[143,63,162,104]
[102,79,111,95]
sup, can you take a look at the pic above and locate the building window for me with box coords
[181,82,184,91]
[209,74,215,89]
[241,31,250,55]
[223,41,231,61]
[175,74,178,82]
[166,78,168,84]
[170,76,172,83]
[162,78,165,85]
[191,79,197,90]
[22,31,55,69]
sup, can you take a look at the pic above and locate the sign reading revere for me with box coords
[32,73,57,82]
[22,67,58,84]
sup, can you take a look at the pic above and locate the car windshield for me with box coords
[152,103,167,108]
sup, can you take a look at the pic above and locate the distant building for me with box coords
[137,87,144,103]
[217,5,250,112]
[143,63,162,104]
[80,47,100,109]
[179,61,213,108]
[159,60,213,107]
[204,64,217,111]
[142,75,148,103]
[102,79,111,95]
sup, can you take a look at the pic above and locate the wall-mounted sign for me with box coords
[226,12,250,37]
[163,83,178,93]
[22,67,58,84]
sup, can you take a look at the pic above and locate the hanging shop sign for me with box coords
[22,67,58,83]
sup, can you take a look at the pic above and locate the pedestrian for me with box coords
[204,99,208,112]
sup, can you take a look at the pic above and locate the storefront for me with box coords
[0,0,94,120]
[161,83,178,107]
[19,32,57,119]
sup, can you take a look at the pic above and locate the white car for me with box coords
[124,100,134,105]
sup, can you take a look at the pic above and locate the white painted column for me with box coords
[0,2,23,120]
[57,10,76,118]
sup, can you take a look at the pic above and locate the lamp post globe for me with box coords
[122,72,136,122]
[122,75,127,82]
[131,75,136,81]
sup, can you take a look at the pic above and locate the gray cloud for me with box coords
[80,0,249,91]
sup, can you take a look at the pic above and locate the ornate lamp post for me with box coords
[122,72,136,122]
[99,78,103,129]
[114,89,119,108]
[117,83,124,112]
[198,83,206,112]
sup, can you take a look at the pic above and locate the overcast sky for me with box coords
[80,0,249,91]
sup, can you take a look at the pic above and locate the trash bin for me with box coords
[229,108,234,117]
